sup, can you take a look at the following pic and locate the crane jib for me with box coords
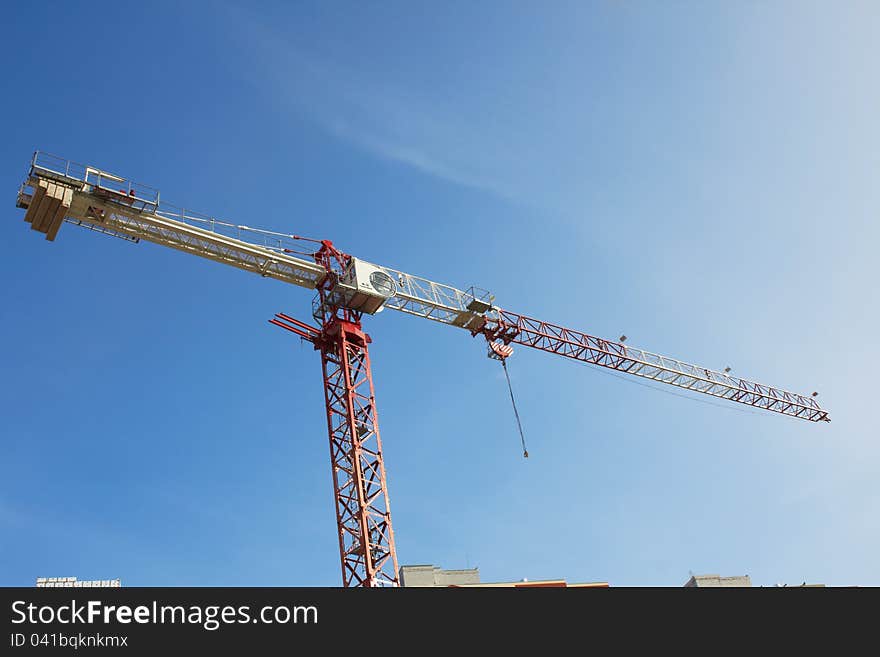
[478,309,830,422]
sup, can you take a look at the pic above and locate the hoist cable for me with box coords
[501,358,529,458]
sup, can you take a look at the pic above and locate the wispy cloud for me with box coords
[224,6,516,200]
[327,120,509,195]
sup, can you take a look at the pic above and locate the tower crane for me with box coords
[15,151,830,588]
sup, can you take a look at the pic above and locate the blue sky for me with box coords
[1,1,877,587]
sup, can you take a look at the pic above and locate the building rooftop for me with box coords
[36,577,121,588]
[399,564,608,588]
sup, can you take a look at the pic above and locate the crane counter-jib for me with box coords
[19,177,325,291]
[18,155,497,332]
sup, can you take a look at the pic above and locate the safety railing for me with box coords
[29,151,160,212]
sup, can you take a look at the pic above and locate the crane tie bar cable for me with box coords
[501,359,529,459]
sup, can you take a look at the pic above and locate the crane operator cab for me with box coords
[331,258,398,314]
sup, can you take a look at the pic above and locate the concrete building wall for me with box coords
[684,574,752,587]
[399,565,480,587]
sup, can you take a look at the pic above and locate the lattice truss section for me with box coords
[382,268,482,322]
[320,326,398,587]
[84,204,325,288]
[486,310,829,422]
